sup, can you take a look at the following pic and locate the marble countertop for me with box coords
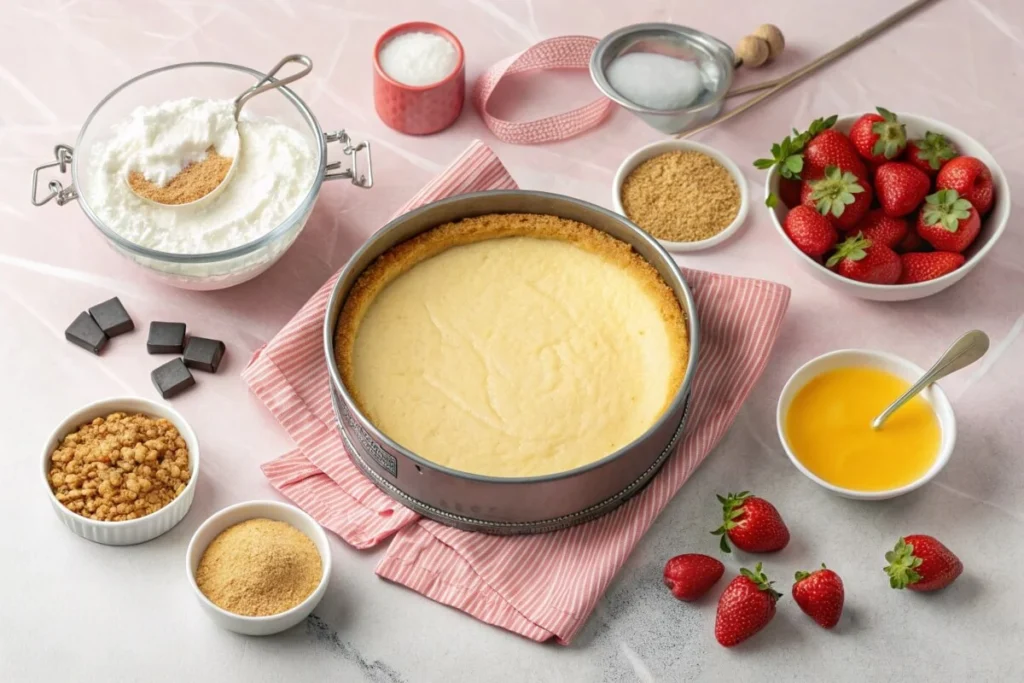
[2,0,1023,680]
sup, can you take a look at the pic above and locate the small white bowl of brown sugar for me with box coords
[613,140,749,252]
[41,397,199,546]
[185,500,331,636]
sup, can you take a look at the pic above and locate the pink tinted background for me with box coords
[2,1,1023,681]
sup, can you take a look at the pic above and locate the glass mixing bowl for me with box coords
[31,61,372,290]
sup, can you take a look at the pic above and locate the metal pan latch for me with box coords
[324,130,373,188]
[31,144,78,207]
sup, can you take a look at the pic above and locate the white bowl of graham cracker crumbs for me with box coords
[185,500,331,636]
[41,397,200,546]
[613,139,749,253]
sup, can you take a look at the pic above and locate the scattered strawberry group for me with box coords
[756,107,996,286]
[661,492,964,647]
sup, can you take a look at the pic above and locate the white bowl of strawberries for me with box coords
[761,109,1010,301]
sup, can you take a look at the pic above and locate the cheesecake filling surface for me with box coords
[336,213,688,478]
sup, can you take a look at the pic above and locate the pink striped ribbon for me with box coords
[472,36,615,144]
[244,140,791,644]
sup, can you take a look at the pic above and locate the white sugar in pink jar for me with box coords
[373,22,466,135]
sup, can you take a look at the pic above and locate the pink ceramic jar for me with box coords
[373,22,466,135]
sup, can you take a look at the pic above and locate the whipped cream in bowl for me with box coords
[89,96,315,254]
[33,60,372,290]
[120,97,241,188]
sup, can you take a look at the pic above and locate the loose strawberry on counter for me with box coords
[849,107,907,163]
[712,491,790,553]
[663,554,725,601]
[800,166,871,231]
[898,251,966,284]
[916,189,981,253]
[792,565,845,629]
[906,131,957,176]
[936,156,994,215]
[856,208,908,249]
[715,563,782,647]
[874,162,931,217]
[826,233,902,285]
[783,205,837,257]
[885,535,963,591]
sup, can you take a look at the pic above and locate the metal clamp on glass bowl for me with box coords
[31,144,78,206]
[324,130,373,188]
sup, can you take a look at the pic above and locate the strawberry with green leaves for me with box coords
[712,491,789,553]
[757,115,862,208]
[803,127,866,180]
[885,535,963,591]
[916,189,981,253]
[906,131,957,176]
[800,166,872,230]
[715,563,782,647]
[792,564,844,629]
[898,252,965,284]
[849,107,907,163]
[826,233,902,284]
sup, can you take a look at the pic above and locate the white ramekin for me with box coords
[764,113,1010,302]
[185,500,331,636]
[612,139,750,253]
[41,397,200,545]
[776,349,956,500]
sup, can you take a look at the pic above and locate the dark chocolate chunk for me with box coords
[183,337,225,373]
[88,297,134,337]
[147,322,186,354]
[65,312,108,354]
[151,358,195,398]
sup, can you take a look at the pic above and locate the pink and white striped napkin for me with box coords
[243,140,791,644]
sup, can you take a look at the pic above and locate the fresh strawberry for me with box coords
[803,128,867,180]
[885,535,963,591]
[792,564,845,629]
[906,131,957,176]
[895,228,927,253]
[778,176,803,209]
[826,233,902,284]
[897,251,965,284]
[849,107,907,163]
[864,159,883,185]
[916,189,981,253]
[663,554,725,601]
[783,205,838,257]
[755,116,840,208]
[800,166,872,230]
[936,156,994,215]
[856,208,908,247]
[874,162,931,217]
[715,563,782,647]
[712,491,790,553]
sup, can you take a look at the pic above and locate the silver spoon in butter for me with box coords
[126,54,313,208]
[871,330,989,430]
